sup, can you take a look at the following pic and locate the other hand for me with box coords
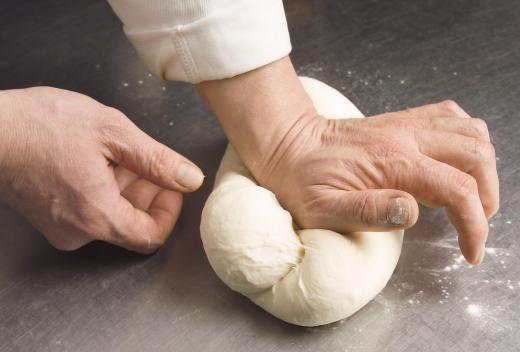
[0,87,204,253]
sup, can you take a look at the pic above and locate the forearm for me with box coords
[196,56,316,177]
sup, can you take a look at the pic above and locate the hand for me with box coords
[197,56,499,265]
[0,87,204,253]
[252,101,499,265]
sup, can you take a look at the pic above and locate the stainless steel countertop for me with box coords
[1,1,519,351]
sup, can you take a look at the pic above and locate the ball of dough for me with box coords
[200,77,403,327]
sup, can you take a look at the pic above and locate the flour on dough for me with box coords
[200,77,403,327]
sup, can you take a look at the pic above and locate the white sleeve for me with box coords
[107,0,292,83]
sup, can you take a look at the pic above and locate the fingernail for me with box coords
[177,163,204,190]
[387,197,409,226]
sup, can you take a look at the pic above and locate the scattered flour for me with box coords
[466,304,482,317]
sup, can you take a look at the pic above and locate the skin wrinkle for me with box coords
[262,112,320,186]
[354,155,385,189]
[297,188,333,228]
[259,113,304,182]
[319,123,384,191]
[358,191,378,226]
[309,160,372,191]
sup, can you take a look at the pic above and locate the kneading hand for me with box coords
[253,100,498,265]
[0,87,204,253]
[197,56,499,265]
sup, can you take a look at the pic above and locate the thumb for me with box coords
[317,189,419,232]
[101,117,204,192]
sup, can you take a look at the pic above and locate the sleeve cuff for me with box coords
[122,0,292,83]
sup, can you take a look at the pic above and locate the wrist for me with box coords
[196,56,316,177]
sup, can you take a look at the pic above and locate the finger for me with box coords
[114,166,139,191]
[400,100,471,118]
[386,116,491,142]
[121,178,161,211]
[416,131,499,218]
[103,191,183,254]
[390,156,488,264]
[147,190,183,243]
[307,188,419,232]
[99,113,204,192]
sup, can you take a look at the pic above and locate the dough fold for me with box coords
[200,77,403,326]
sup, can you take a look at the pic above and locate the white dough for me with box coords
[200,77,403,327]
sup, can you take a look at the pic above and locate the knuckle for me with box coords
[355,193,378,225]
[44,93,69,117]
[99,107,129,131]
[439,99,461,112]
[472,139,495,162]
[42,89,97,119]
[471,118,490,138]
[100,108,130,134]
[148,146,177,181]
[471,117,488,130]
[453,173,479,196]
[105,106,127,121]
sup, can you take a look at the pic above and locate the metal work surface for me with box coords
[1,0,519,351]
